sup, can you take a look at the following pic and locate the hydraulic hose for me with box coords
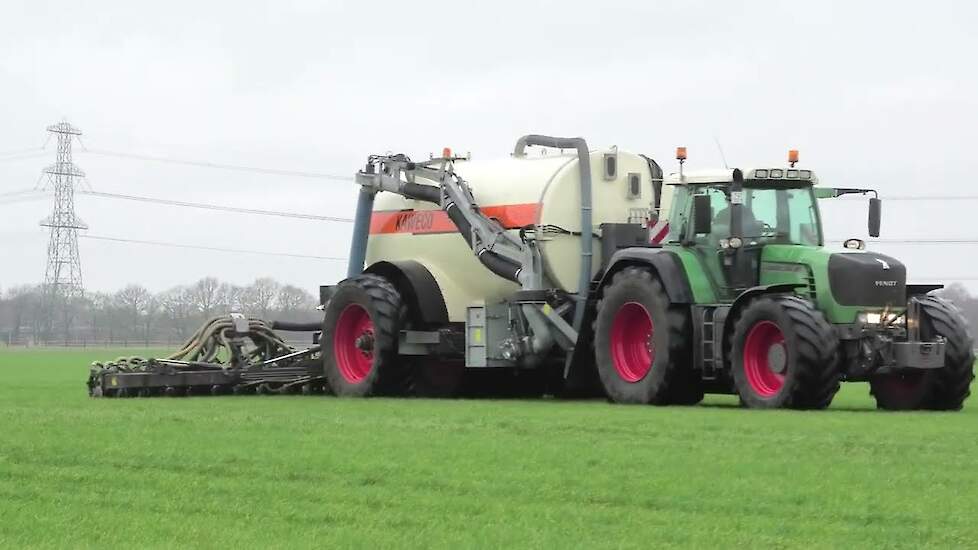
[271,320,323,332]
[407,182,522,284]
[402,182,442,203]
[165,316,293,363]
[445,202,473,247]
[478,249,522,282]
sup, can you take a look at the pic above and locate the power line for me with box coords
[2,188,354,222]
[910,277,978,281]
[827,238,978,244]
[0,146,45,157]
[0,195,47,206]
[0,151,49,163]
[836,195,978,201]
[80,234,346,261]
[0,188,41,198]
[0,187,46,205]
[80,148,354,182]
[71,234,978,280]
[885,196,978,201]
[870,239,978,244]
[77,190,354,222]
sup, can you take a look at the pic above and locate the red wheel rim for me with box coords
[333,304,374,383]
[743,320,787,397]
[610,302,655,383]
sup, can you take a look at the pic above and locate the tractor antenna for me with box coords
[713,136,729,169]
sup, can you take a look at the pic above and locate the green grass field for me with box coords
[1,348,976,548]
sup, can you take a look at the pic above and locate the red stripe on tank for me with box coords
[369,203,540,235]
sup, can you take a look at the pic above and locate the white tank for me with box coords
[365,147,674,322]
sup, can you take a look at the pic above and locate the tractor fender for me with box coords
[598,248,693,304]
[363,260,449,325]
[907,284,943,298]
[721,283,806,364]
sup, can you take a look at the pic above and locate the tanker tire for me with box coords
[412,360,465,398]
[593,267,695,405]
[731,295,840,409]
[323,274,412,397]
[870,296,975,411]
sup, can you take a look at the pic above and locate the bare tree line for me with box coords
[0,277,320,346]
[2,277,977,347]
[937,284,978,337]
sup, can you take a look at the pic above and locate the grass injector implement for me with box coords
[87,315,325,397]
[90,135,975,410]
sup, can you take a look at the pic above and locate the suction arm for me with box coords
[355,154,530,285]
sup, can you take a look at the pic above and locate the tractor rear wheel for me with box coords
[730,295,840,409]
[322,274,413,397]
[870,296,975,411]
[593,267,699,405]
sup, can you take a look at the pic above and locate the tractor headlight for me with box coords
[858,312,883,325]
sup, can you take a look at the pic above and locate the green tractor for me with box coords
[593,156,974,410]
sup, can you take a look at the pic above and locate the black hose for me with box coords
[446,202,473,247]
[402,182,441,203]
[400,175,519,283]
[271,320,323,332]
[478,249,522,282]
[449,202,519,282]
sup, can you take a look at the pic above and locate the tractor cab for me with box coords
[662,150,880,304]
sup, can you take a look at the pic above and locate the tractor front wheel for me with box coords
[731,295,840,409]
[322,274,413,397]
[593,267,699,405]
[870,296,975,411]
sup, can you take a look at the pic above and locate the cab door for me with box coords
[686,187,737,302]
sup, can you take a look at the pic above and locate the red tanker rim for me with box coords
[334,303,374,384]
[743,320,787,397]
[610,301,655,383]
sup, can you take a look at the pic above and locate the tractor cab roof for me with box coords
[664,167,819,187]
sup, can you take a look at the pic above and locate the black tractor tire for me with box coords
[730,295,840,409]
[322,274,413,397]
[870,296,975,411]
[593,267,699,405]
[666,368,706,406]
[412,360,465,398]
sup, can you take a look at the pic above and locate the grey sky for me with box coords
[2,0,977,293]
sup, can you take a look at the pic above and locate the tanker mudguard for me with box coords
[600,248,693,304]
[364,260,449,325]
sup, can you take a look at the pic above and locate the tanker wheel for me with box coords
[593,267,699,405]
[730,295,840,409]
[322,274,412,397]
[870,296,975,411]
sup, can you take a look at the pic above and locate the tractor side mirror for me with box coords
[868,198,882,237]
[692,195,712,235]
